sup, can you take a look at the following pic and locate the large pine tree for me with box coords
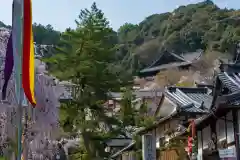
[46,2,132,159]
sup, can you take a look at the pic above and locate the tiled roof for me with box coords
[140,61,192,73]
[109,90,162,99]
[165,87,213,113]
[181,50,202,62]
[183,90,212,109]
[181,104,205,113]
[147,52,186,69]
[140,51,203,74]
[218,72,240,92]
[104,138,132,147]
[195,83,214,90]
[218,91,240,106]
[111,141,136,158]
[215,63,240,107]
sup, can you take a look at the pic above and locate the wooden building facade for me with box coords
[137,86,212,160]
[195,63,240,160]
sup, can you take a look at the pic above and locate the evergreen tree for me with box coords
[119,89,154,129]
[119,89,155,159]
[119,88,136,127]
[46,2,132,159]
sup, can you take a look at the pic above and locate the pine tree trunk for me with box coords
[81,131,94,159]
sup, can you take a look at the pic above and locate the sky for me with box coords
[1,0,239,31]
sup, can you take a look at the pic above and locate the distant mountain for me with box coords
[0,21,61,45]
[0,21,11,29]
[0,21,60,59]
[117,1,240,66]
[2,1,240,69]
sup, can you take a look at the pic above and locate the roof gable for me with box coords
[148,52,186,68]
[156,96,177,117]
[139,52,192,75]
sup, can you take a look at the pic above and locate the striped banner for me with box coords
[22,0,36,106]
[12,0,28,106]
[2,33,13,100]
[12,1,25,160]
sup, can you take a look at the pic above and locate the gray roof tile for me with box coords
[184,92,212,109]
[181,50,202,62]
[109,90,162,99]
[216,64,240,107]
[140,61,191,73]
[165,87,212,113]
[219,91,240,106]
[218,72,240,92]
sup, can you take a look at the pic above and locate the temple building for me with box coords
[139,50,202,77]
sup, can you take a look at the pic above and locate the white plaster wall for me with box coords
[216,118,226,142]
[145,98,157,114]
[197,131,203,160]
[202,125,211,149]
[158,97,176,117]
[226,112,235,143]
[156,125,164,149]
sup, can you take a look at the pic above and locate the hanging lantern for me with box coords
[187,136,193,154]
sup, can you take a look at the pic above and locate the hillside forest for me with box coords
[1,0,240,68]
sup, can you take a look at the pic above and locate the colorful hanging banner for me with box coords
[22,0,36,106]
[2,33,13,100]
[12,1,25,160]
[12,0,28,106]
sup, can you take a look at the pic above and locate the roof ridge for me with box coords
[168,86,208,93]
[170,52,187,62]
[164,90,182,106]
[146,51,186,69]
[147,52,166,68]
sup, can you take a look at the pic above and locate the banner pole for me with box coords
[23,103,29,160]
[17,0,24,158]
[17,88,23,160]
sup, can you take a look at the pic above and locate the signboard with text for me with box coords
[219,148,236,159]
[142,134,156,160]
